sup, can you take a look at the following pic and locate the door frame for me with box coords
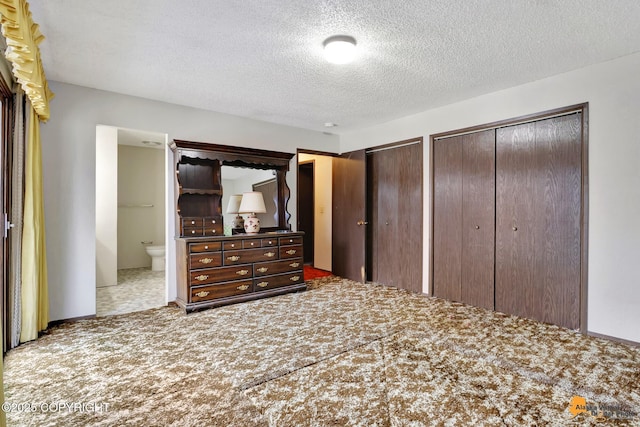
[297,160,315,264]
[429,103,589,333]
[296,148,338,270]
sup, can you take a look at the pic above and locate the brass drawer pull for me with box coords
[236,269,249,276]
[257,282,269,288]
[227,255,240,261]
[264,252,276,258]
[289,262,300,268]
[236,284,249,291]
[286,249,297,255]
[194,275,209,281]
[257,267,269,273]
[195,291,210,298]
[290,276,300,281]
[200,258,214,264]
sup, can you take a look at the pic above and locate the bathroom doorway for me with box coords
[95,126,168,316]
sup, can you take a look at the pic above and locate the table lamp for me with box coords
[238,191,267,234]
[226,194,244,230]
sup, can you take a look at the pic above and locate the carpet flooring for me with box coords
[303,265,334,280]
[4,277,640,426]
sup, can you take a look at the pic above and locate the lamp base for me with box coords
[243,214,261,234]
[231,214,244,229]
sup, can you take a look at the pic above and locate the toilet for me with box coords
[145,245,166,271]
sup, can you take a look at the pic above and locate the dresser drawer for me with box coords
[223,247,278,265]
[203,216,221,226]
[191,280,252,302]
[254,258,303,277]
[190,252,222,269]
[254,272,304,292]
[279,245,302,259]
[190,264,253,285]
[183,227,204,237]
[243,239,262,249]
[190,242,222,253]
[223,241,242,250]
[261,237,278,247]
[279,236,303,246]
[203,224,223,236]
[182,217,203,227]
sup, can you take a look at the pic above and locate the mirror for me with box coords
[171,140,295,237]
[221,166,278,235]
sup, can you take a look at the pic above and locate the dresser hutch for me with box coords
[171,140,305,312]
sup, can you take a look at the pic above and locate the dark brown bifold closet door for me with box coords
[495,113,582,329]
[433,130,495,309]
[369,141,422,293]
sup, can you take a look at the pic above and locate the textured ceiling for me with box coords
[29,0,640,134]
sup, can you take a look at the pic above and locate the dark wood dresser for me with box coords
[176,232,306,312]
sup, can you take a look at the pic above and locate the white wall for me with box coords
[340,52,640,343]
[117,145,165,269]
[95,126,118,288]
[298,154,332,271]
[41,81,339,321]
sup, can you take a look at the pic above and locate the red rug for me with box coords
[304,265,334,280]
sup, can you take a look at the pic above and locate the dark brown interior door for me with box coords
[369,141,422,293]
[461,130,495,310]
[332,150,366,282]
[433,136,463,301]
[297,162,314,264]
[496,113,581,329]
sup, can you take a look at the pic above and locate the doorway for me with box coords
[297,151,334,272]
[298,161,314,264]
[95,126,168,316]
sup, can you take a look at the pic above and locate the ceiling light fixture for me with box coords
[324,122,338,128]
[323,35,357,64]
[142,140,161,146]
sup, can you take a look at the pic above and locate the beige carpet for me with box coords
[4,277,640,426]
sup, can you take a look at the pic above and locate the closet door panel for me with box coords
[433,136,463,301]
[495,122,540,320]
[370,142,422,293]
[496,114,582,329]
[370,149,397,285]
[461,130,495,310]
[535,113,582,329]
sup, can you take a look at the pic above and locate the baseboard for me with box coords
[48,302,179,327]
[588,331,640,347]
[48,314,96,328]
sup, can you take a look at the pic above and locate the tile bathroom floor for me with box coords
[96,267,166,316]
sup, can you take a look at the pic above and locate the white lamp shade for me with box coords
[238,191,267,214]
[226,194,243,214]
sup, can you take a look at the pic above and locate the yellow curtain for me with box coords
[19,104,47,342]
[0,0,53,121]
